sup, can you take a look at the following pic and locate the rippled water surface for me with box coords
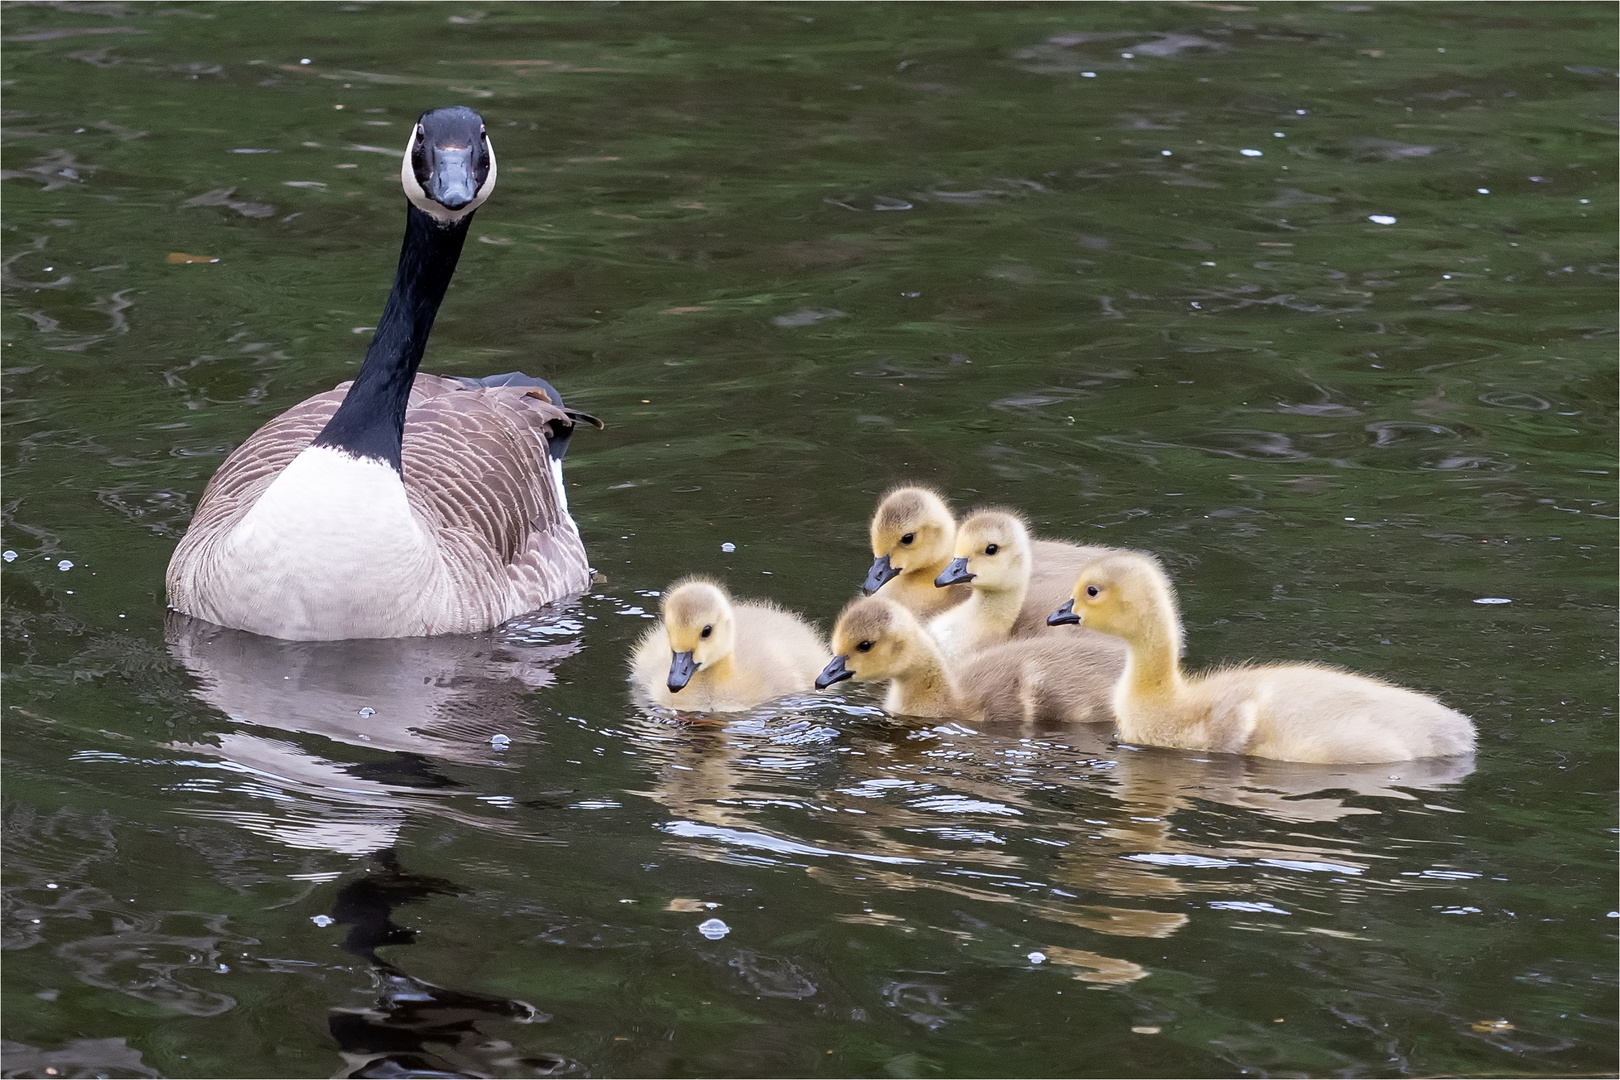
[3,3,1616,1077]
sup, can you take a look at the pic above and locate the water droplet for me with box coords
[1368,214,1397,225]
[2,550,15,562]
[310,914,334,927]
[697,917,730,940]
[490,733,511,750]
[1477,188,1490,194]
[1027,951,1046,964]
[1160,149,1172,156]
[300,58,312,65]
[720,542,736,553]
[1240,148,1263,157]
[57,560,73,572]
[357,707,375,718]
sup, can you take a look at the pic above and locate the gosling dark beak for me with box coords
[862,554,900,595]
[815,655,854,690]
[934,557,974,588]
[1047,599,1081,626]
[667,650,698,693]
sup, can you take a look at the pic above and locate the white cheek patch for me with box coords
[401,127,498,224]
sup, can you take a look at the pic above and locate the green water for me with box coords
[3,3,1615,1076]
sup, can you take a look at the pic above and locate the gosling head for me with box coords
[865,486,956,594]
[1048,553,1181,649]
[402,105,497,225]
[817,596,928,689]
[660,579,735,693]
[935,509,1032,591]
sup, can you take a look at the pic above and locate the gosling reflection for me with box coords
[163,609,581,855]
[328,849,572,1079]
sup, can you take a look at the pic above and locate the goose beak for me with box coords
[424,141,480,209]
[1047,599,1081,626]
[862,554,900,595]
[667,650,698,693]
[934,557,974,588]
[815,655,854,690]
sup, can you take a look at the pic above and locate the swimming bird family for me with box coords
[164,105,1474,765]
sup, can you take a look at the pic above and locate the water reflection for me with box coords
[164,609,581,855]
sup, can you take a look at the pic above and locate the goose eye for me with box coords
[984,544,999,556]
[900,533,914,545]
[1086,585,1100,598]
[700,625,713,638]
[856,640,873,653]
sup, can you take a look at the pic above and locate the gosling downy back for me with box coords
[819,595,1121,725]
[166,107,598,640]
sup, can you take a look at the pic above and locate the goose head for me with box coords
[865,486,955,594]
[817,596,927,689]
[660,579,736,693]
[402,105,498,225]
[1050,553,1181,649]
[935,509,1031,590]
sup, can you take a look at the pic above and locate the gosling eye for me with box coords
[1085,585,1100,598]
[700,625,713,639]
[984,544,999,556]
[856,640,873,653]
[900,533,914,545]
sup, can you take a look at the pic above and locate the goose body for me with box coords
[818,595,1121,725]
[166,107,596,640]
[1048,554,1477,763]
[631,579,826,712]
[863,486,1122,632]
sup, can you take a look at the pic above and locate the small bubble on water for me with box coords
[357,707,375,718]
[1080,71,1096,78]
[1368,214,1397,225]
[1027,951,1046,964]
[1160,149,1172,156]
[57,560,73,572]
[1474,597,1512,605]
[721,542,736,553]
[697,917,730,940]
[2,550,15,562]
[490,733,511,750]
[1273,131,1285,137]
[300,58,312,65]
[1240,148,1263,157]
[1296,108,1308,114]
[310,914,334,927]
[1477,188,1490,194]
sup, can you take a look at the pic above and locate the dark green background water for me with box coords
[3,3,1615,1077]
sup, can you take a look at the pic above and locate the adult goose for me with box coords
[167,106,599,640]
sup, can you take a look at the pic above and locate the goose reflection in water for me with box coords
[163,609,583,1078]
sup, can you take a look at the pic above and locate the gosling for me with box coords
[631,579,826,712]
[929,509,1127,661]
[864,486,1121,624]
[1047,554,1477,763]
[816,595,1121,725]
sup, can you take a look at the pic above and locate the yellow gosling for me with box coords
[864,486,969,619]
[1048,554,1477,763]
[631,578,826,712]
[817,596,1121,725]
[864,487,1122,626]
[929,510,1123,665]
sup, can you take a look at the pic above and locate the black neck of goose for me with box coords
[312,203,472,471]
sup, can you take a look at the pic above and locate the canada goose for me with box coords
[816,595,1121,724]
[1047,554,1477,763]
[928,509,1126,663]
[631,579,826,712]
[166,106,600,641]
[863,487,1122,630]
